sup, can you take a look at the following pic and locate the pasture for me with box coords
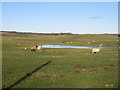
[2,33,118,88]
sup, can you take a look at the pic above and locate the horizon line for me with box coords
[1,30,119,34]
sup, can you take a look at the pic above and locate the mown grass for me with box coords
[2,33,118,88]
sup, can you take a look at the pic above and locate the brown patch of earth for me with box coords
[73,65,87,68]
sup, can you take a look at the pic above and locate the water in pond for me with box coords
[42,45,112,49]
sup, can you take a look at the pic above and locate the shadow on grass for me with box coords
[3,61,52,90]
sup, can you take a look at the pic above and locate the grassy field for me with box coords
[2,33,118,88]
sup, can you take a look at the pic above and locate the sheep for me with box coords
[24,47,27,50]
[92,44,102,54]
[36,45,43,51]
[31,46,38,51]
[99,44,102,47]
[31,45,44,51]
[92,48,101,54]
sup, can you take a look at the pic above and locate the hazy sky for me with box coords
[2,2,118,34]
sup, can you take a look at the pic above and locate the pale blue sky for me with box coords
[2,2,118,34]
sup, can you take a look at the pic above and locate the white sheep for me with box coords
[31,46,38,51]
[99,44,102,47]
[92,44,102,54]
[24,47,27,50]
[92,48,101,54]
[31,45,43,51]
[36,45,43,50]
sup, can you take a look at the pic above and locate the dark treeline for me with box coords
[1,31,119,36]
[1,31,73,35]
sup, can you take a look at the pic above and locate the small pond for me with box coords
[42,45,112,49]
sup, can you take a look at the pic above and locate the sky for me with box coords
[2,2,118,34]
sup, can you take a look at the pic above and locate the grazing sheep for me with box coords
[88,42,90,44]
[31,45,43,51]
[24,48,27,50]
[36,45,43,50]
[31,46,38,51]
[92,48,101,54]
[71,42,73,43]
[92,44,102,54]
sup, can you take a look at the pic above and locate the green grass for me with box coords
[2,33,118,88]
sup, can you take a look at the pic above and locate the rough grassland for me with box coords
[2,33,118,88]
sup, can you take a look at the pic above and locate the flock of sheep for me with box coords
[28,44,103,54]
[22,40,103,54]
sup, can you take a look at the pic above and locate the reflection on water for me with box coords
[42,45,112,49]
